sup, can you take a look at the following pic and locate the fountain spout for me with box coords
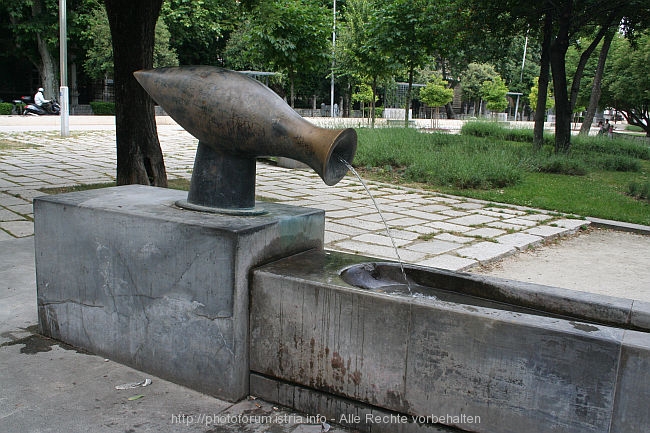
[134,66,357,214]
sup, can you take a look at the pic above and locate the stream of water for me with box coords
[339,157,412,294]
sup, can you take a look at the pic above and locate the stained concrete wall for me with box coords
[34,185,324,401]
[250,250,650,433]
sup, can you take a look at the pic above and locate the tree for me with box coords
[351,83,377,122]
[336,0,394,127]
[528,76,554,114]
[463,0,650,153]
[0,0,95,99]
[104,0,167,186]
[601,32,650,136]
[224,0,330,108]
[83,7,178,80]
[419,75,454,128]
[378,0,441,127]
[481,76,509,113]
[161,0,243,66]
[460,63,499,116]
[578,29,615,136]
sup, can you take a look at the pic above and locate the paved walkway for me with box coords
[0,116,589,271]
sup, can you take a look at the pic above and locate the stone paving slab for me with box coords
[0,221,34,237]
[455,242,517,263]
[496,232,544,250]
[0,127,597,271]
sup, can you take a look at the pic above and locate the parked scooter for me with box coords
[22,95,60,116]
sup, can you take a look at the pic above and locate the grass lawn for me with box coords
[439,167,650,225]
[353,124,650,226]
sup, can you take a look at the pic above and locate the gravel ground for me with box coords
[472,227,650,302]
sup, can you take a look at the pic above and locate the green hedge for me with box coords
[0,102,14,115]
[90,101,115,115]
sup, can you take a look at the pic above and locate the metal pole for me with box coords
[59,0,69,136]
[520,31,529,83]
[330,0,336,118]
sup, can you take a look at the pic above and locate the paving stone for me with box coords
[446,214,498,227]
[388,216,429,227]
[417,204,451,213]
[496,233,543,250]
[0,208,26,222]
[0,229,14,241]
[402,209,451,221]
[0,192,28,206]
[525,225,570,238]
[415,254,478,271]
[6,203,34,216]
[501,217,539,227]
[518,213,555,222]
[464,227,507,238]
[385,229,422,241]
[453,202,484,210]
[335,217,387,231]
[0,221,34,237]
[475,209,514,218]
[0,178,20,188]
[398,225,439,235]
[331,240,426,262]
[434,233,473,244]
[324,231,349,244]
[325,221,370,236]
[404,239,462,255]
[439,209,469,217]
[485,221,528,231]
[553,219,590,230]
[351,233,410,247]
[482,207,527,216]
[433,196,462,204]
[455,242,515,262]
[360,212,403,222]
[426,221,473,233]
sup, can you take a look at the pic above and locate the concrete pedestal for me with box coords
[34,185,324,401]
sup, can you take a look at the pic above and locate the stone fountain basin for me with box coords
[250,249,650,433]
[339,261,650,330]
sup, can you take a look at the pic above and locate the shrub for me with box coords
[0,102,13,115]
[461,120,553,145]
[628,181,650,202]
[536,155,588,176]
[593,155,641,172]
[572,136,650,160]
[90,101,115,115]
[355,128,525,189]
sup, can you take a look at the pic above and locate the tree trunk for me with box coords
[35,33,58,99]
[31,0,58,98]
[550,8,572,154]
[444,102,455,120]
[105,0,167,187]
[440,61,456,119]
[404,67,413,127]
[534,12,552,150]
[371,77,377,128]
[289,71,295,109]
[569,20,615,112]
[579,30,615,136]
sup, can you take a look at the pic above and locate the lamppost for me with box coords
[59,0,69,136]
[330,0,336,118]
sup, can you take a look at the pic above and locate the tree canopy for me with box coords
[601,31,650,136]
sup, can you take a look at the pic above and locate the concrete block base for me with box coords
[34,185,324,401]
